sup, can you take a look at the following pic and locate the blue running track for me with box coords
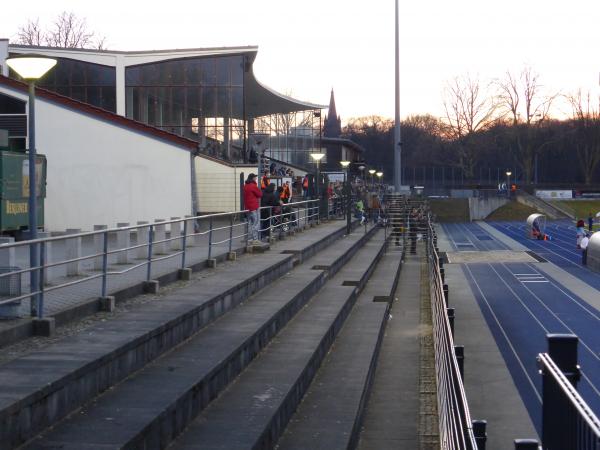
[442,222,600,435]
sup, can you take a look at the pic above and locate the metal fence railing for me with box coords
[0,199,319,321]
[426,218,480,450]
[532,334,600,450]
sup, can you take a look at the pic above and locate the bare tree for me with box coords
[496,67,557,183]
[567,89,600,185]
[14,12,106,49]
[443,75,498,178]
[16,19,45,46]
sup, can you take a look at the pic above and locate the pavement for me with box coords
[358,246,422,449]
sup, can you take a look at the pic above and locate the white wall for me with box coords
[195,155,256,213]
[0,85,192,231]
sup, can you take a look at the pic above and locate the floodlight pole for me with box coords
[394,0,402,192]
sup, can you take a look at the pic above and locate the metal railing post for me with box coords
[208,216,213,260]
[447,307,455,337]
[228,214,234,253]
[542,334,581,449]
[514,439,539,450]
[269,206,273,240]
[455,345,465,380]
[146,225,154,281]
[38,241,45,318]
[472,420,487,450]
[101,230,109,297]
[181,219,188,269]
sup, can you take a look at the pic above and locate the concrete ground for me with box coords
[358,247,422,449]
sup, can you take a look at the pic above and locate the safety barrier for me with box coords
[515,334,600,449]
[0,199,319,322]
[426,217,481,449]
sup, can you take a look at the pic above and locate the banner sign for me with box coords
[535,190,572,199]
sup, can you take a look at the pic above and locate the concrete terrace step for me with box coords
[169,234,389,450]
[0,221,352,449]
[20,226,378,449]
[276,249,404,450]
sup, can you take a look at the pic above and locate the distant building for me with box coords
[323,89,341,138]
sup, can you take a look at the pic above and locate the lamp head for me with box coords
[6,55,57,80]
[506,171,512,176]
[340,160,350,168]
[358,165,366,171]
[310,152,325,162]
[376,171,383,178]
[369,169,376,175]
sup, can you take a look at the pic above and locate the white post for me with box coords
[153,219,166,255]
[65,229,82,276]
[0,237,16,268]
[116,222,130,264]
[93,225,107,270]
[170,217,182,250]
[184,215,194,246]
[37,232,55,285]
[136,221,149,259]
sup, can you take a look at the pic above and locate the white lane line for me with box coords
[463,264,542,404]
[493,223,583,268]
[495,264,600,367]
[519,263,600,322]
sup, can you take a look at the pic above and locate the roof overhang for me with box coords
[244,68,325,118]
[7,44,326,118]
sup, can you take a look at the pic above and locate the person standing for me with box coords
[261,183,280,239]
[243,173,262,245]
[581,233,590,265]
[260,171,270,191]
[588,212,594,232]
[302,175,309,198]
[280,181,291,204]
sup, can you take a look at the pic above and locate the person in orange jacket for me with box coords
[260,171,270,191]
[280,181,291,203]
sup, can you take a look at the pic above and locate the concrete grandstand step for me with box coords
[337,229,387,291]
[169,237,389,450]
[276,250,404,450]
[20,226,379,449]
[0,222,352,449]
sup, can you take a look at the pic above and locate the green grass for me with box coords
[429,199,469,222]
[484,201,538,222]
[550,200,600,219]
[551,200,600,230]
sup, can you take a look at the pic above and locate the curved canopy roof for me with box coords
[7,44,326,118]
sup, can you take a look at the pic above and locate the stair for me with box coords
[14,223,381,449]
[0,221,353,449]
[276,244,403,449]
[170,231,391,450]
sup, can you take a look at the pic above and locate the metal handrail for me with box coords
[426,219,479,449]
[537,352,600,449]
[0,199,320,318]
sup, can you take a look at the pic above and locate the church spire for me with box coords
[324,88,342,137]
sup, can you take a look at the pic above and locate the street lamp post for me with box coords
[358,164,366,187]
[376,171,383,194]
[6,55,57,317]
[369,169,376,191]
[341,160,351,234]
[310,152,325,219]
[506,170,512,198]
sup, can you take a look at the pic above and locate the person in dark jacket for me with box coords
[243,173,262,244]
[260,183,280,239]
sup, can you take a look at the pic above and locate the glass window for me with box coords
[0,93,26,114]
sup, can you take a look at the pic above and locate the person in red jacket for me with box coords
[243,173,263,244]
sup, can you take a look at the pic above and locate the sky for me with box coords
[2,0,599,123]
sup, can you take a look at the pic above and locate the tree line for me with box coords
[343,68,600,187]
